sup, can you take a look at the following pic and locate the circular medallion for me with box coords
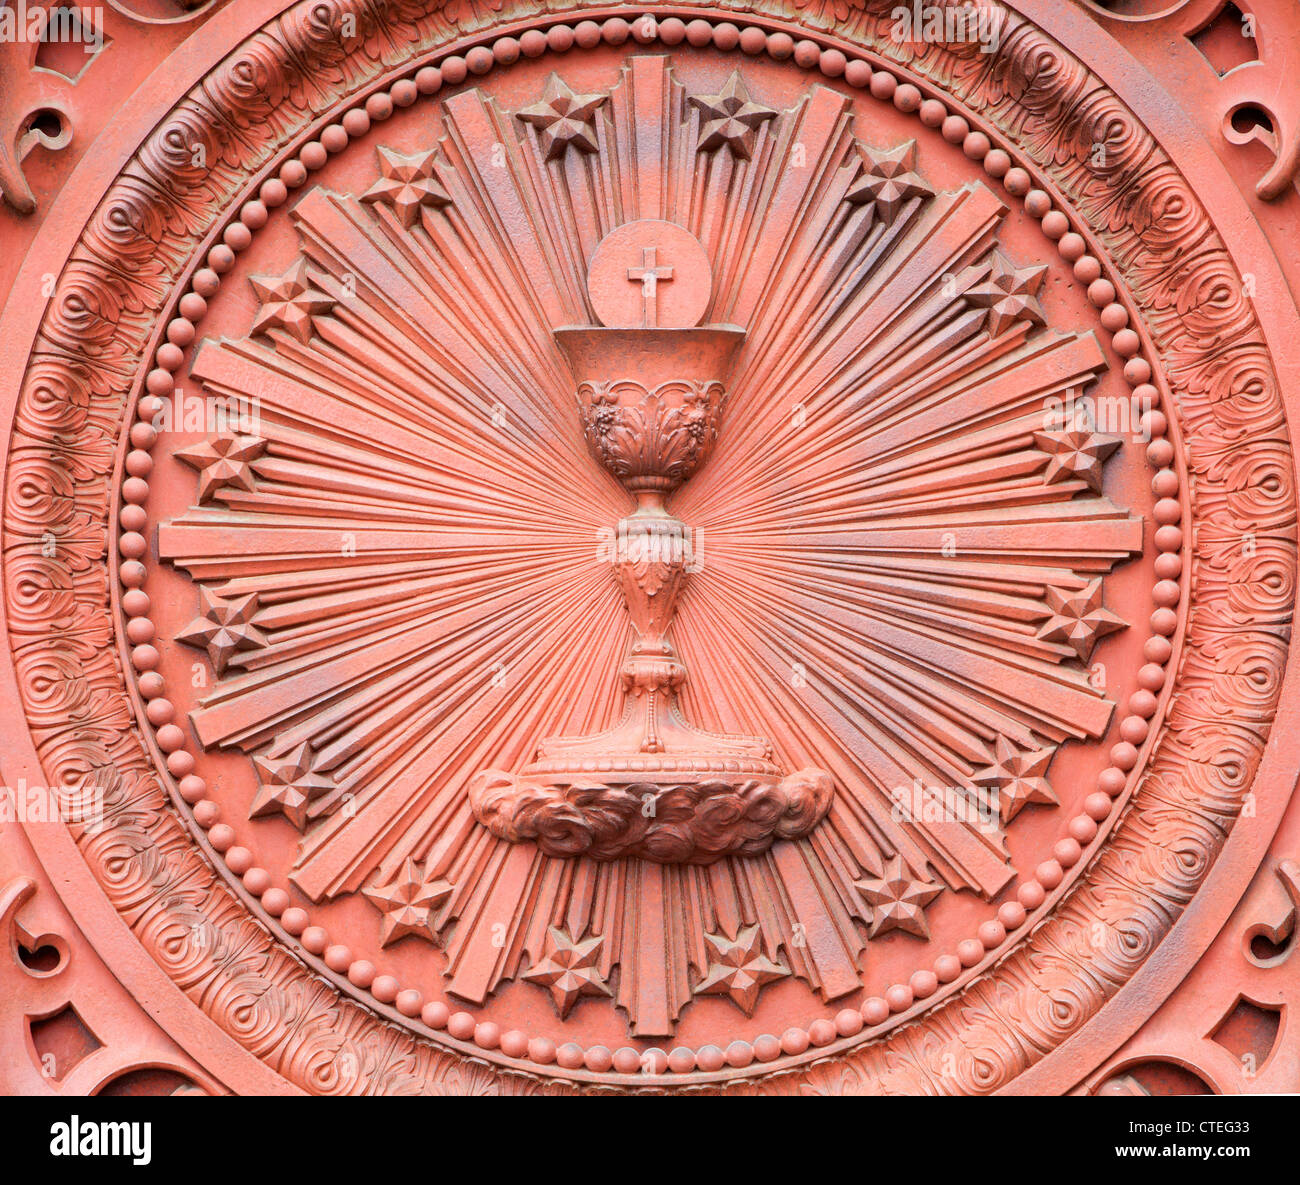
[5,0,1295,1095]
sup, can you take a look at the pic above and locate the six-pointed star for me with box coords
[688,71,777,160]
[523,927,611,1018]
[363,858,454,946]
[517,74,608,160]
[693,924,788,1014]
[855,855,943,939]
[1034,422,1123,493]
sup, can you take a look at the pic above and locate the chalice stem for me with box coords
[613,491,692,754]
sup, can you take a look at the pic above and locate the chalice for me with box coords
[470,221,832,863]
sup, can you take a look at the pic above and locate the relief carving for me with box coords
[0,0,1294,1096]
[141,56,1150,1042]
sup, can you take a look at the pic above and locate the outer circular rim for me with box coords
[2,0,1296,1095]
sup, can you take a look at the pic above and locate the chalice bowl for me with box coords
[469,221,833,863]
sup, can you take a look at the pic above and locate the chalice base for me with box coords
[469,692,833,863]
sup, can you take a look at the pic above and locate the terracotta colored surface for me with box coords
[1,0,1298,1095]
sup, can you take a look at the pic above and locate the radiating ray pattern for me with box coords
[160,57,1140,1033]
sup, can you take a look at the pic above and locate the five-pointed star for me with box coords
[1033,423,1122,493]
[973,735,1059,824]
[688,72,778,161]
[964,249,1047,336]
[174,432,266,504]
[1036,577,1127,661]
[248,259,335,344]
[361,147,452,228]
[855,855,943,939]
[517,74,608,161]
[176,587,267,674]
[363,858,454,946]
[846,140,933,223]
[249,742,331,831]
[693,924,787,1015]
[523,927,611,1018]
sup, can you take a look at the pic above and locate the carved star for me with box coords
[964,249,1047,336]
[688,72,778,161]
[846,140,933,223]
[249,742,331,831]
[517,74,607,161]
[176,587,266,675]
[361,147,452,228]
[1036,577,1127,661]
[363,858,453,946]
[248,259,334,344]
[973,735,1058,824]
[855,856,942,939]
[693,924,787,1015]
[523,927,611,1018]
[1033,423,1122,493]
[174,432,266,504]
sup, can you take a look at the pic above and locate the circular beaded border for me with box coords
[113,13,1185,1081]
